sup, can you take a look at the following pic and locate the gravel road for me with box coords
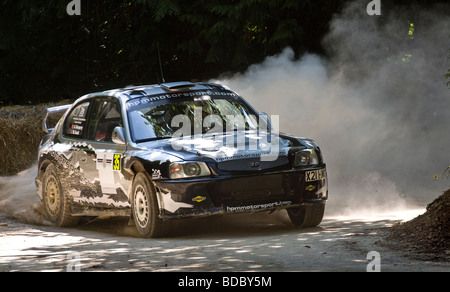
[1,209,448,272]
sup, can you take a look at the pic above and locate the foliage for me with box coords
[434,166,450,181]
[0,0,445,105]
[0,0,350,105]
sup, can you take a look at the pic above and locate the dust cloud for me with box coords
[0,165,48,225]
[217,1,450,216]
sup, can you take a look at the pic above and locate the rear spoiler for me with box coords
[42,104,72,134]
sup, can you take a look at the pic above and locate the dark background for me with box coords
[0,0,447,105]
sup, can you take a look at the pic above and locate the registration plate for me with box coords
[305,169,326,182]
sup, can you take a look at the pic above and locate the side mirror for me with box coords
[112,126,126,145]
[259,112,272,131]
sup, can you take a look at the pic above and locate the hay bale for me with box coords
[0,101,72,176]
[0,106,45,176]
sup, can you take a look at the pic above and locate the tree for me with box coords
[1,0,350,105]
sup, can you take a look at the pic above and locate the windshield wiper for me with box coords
[135,136,172,143]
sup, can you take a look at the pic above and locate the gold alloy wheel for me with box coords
[45,175,61,217]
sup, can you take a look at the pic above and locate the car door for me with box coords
[79,97,130,208]
[58,99,103,209]
[59,97,130,211]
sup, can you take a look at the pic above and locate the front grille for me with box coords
[218,156,290,172]
[208,173,301,206]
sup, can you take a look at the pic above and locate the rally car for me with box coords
[35,81,328,237]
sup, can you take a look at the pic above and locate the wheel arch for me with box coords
[36,158,55,201]
[128,159,159,206]
[37,159,54,178]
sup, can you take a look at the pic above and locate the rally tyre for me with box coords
[287,203,325,228]
[42,164,79,227]
[132,172,169,238]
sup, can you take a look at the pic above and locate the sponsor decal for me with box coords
[127,90,239,108]
[113,154,121,170]
[209,149,288,163]
[192,196,207,203]
[226,201,292,213]
[151,169,162,179]
[305,185,316,192]
[249,161,260,168]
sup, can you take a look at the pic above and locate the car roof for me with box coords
[94,81,234,101]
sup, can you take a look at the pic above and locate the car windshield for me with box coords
[127,93,261,143]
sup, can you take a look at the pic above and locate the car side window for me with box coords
[63,102,90,138]
[89,99,123,142]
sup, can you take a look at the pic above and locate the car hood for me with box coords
[136,130,315,171]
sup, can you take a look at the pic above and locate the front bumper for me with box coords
[154,165,328,220]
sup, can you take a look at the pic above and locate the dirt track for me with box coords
[1,210,448,272]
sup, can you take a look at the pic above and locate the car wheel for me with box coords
[287,203,325,228]
[132,172,169,238]
[42,164,79,227]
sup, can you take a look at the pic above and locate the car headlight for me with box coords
[169,162,211,179]
[294,149,319,167]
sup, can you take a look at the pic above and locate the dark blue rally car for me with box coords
[36,81,327,237]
